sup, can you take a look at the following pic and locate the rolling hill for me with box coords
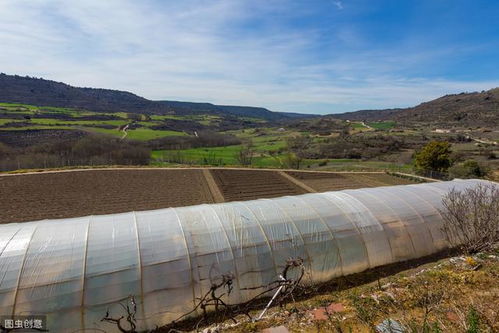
[0,73,312,121]
[331,88,499,126]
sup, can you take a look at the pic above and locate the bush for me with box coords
[282,153,302,169]
[316,135,404,160]
[448,160,489,179]
[440,183,499,254]
[414,141,452,172]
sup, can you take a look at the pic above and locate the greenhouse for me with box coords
[0,179,495,332]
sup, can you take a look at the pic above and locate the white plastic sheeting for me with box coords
[0,179,495,332]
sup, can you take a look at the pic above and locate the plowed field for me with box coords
[0,169,418,223]
[211,169,308,201]
[285,171,416,192]
[0,169,214,223]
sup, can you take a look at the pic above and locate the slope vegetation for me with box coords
[332,88,499,126]
[0,74,311,120]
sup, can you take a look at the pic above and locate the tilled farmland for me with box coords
[0,169,214,223]
[285,171,416,192]
[211,169,308,201]
[0,168,418,223]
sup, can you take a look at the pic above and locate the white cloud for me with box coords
[333,1,344,10]
[0,0,497,114]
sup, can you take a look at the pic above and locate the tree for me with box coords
[235,139,254,166]
[414,141,452,172]
[448,159,489,179]
[285,135,312,169]
[282,152,301,169]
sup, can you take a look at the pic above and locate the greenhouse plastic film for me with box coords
[0,179,496,332]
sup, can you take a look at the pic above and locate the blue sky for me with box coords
[1,0,498,114]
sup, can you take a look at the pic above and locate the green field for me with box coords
[29,118,128,126]
[151,131,288,167]
[0,119,22,125]
[87,127,187,140]
[348,121,396,130]
[349,122,366,129]
[367,121,396,130]
[151,146,329,168]
[0,102,191,140]
[151,145,413,170]
[0,102,422,173]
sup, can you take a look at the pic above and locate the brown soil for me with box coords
[211,169,308,201]
[0,169,214,223]
[0,169,418,224]
[285,171,416,192]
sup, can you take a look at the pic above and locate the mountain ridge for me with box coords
[0,73,313,121]
[330,88,499,126]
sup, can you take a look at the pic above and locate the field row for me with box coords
[0,168,417,224]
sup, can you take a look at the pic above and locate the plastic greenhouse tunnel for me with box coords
[0,179,497,332]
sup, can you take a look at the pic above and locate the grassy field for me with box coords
[4,102,483,174]
[0,119,22,125]
[151,145,288,167]
[29,118,128,126]
[0,125,74,131]
[0,102,191,140]
[151,145,413,171]
[349,122,366,129]
[89,127,187,140]
[151,128,291,167]
[349,121,396,130]
[149,126,415,171]
[367,121,396,130]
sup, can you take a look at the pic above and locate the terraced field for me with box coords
[0,168,419,223]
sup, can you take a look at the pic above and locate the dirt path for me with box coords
[0,166,387,177]
[202,169,225,203]
[278,171,317,193]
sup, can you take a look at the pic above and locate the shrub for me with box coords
[440,183,499,254]
[448,160,489,179]
[282,153,302,169]
[466,307,480,333]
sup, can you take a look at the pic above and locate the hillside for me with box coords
[181,252,499,333]
[332,88,499,126]
[0,74,311,121]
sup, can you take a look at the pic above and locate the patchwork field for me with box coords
[0,168,419,223]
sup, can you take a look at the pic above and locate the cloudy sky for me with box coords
[1,0,498,114]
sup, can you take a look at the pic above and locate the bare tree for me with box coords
[165,257,305,331]
[236,139,254,166]
[440,183,499,254]
[101,296,138,333]
[285,135,313,169]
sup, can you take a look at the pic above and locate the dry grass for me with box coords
[194,252,499,333]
